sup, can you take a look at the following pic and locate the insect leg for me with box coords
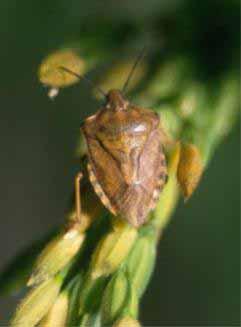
[75,172,83,222]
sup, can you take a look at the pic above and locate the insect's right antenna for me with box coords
[59,66,107,99]
[122,47,147,95]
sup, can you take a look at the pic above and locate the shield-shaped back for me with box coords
[82,90,167,227]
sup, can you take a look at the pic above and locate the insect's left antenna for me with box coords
[59,66,107,99]
[122,47,147,95]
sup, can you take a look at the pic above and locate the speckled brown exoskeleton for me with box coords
[60,57,168,228]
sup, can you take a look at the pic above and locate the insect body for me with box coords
[82,89,167,227]
[60,56,168,228]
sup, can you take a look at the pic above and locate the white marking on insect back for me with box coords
[133,124,146,132]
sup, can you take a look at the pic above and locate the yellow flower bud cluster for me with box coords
[38,49,86,98]
[11,275,63,327]
[28,229,85,286]
[39,49,85,88]
[40,290,69,327]
[101,270,138,325]
[91,220,138,279]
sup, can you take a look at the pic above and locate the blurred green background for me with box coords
[0,0,239,325]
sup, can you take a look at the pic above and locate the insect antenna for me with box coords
[122,47,146,95]
[59,66,107,98]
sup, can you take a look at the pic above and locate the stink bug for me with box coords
[60,53,168,227]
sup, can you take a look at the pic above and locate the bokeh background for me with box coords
[0,0,239,325]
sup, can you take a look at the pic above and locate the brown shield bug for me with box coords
[60,53,168,228]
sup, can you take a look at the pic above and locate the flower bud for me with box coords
[38,49,86,97]
[78,276,107,315]
[78,312,101,327]
[101,270,138,325]
[61,274,83,326]
[113,316,141,327]
[126,234,156,298]
[11,276,62,327]
[28,229,85,286]
[40,291,69,327]
[177,143,203,200]
[91,221,137,279]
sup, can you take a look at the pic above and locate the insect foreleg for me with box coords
[75,172,83,222]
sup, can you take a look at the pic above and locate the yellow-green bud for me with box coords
[40,291,69,327]
[38,49,85,88]
[78,276,107,315]
[101,270,138,325]
[11,276,62,327]
[113,316,141,327]
[61,274,83,326]
[78,312,101,327]
[28,229,85,286]
[91,221,137,279]
[126,234,156,298]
